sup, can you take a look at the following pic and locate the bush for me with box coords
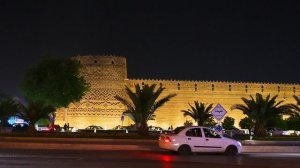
[184,120,193,127]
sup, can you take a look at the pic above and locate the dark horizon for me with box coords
[1,0,300,97]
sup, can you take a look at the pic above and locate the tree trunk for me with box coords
[138,122,149,136]
[28,123,36,133]
[248,128,252,136]
[254,122,266,137]
[27,118,37,133]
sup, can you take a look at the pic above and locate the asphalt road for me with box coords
[0,149,300,168]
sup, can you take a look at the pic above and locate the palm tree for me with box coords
[293,95,300,105]
[25,101,56,132]
[115,84,176,135]
[181,101,214,126]
[286,95,300,115]
[231,93,294,137]
[0,93,20,127]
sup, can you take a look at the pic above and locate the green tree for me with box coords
[285,95,300,115]
[239,117,254,135]
[205,117,217,127]
[222,116,235,130]
[286,114,300,130]
[183,120,194,127]
[0,93,20,127]
[281,95,300,131]
[292,95,300,105]
[20,57,90,108]
[266,115,288,130]
[181,101,214,126]
[284,95,300,130]
[231,93,294,137]
[115,84,176,136]
[25,101,55,132]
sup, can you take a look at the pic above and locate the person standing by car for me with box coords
[63,123,67,132]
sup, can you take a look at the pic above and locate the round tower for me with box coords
[56,55,128,129]
[75,55,127,100]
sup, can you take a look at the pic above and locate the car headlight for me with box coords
[237,141,242,146]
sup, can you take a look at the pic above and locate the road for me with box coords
[0,149,299,168]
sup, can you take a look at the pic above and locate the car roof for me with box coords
[173,126,211,134]
[184,126,209,129]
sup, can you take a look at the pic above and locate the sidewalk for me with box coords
[241,140,300,153]
[0,136,299,153]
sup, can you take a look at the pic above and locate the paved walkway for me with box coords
[0,137,299,153]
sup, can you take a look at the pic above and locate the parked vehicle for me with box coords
[12,123,28,132]
[224,127,245,137]
[35,125,51,132]
[112,125,135,130]
[112,125,137,130]
[159,126,242,155]
[85,125,103,130]
[266,127,285,136]
[78,125,103,132]
[113,125,126,130]
[148,126,163,131]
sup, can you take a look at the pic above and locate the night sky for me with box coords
[1,0,300,97]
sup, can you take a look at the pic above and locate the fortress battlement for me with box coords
[55,55,300,129]
[128,78,298,94]
[128,78,298,85]
[73,55,126,67]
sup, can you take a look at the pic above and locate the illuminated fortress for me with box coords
[55,55,299,129]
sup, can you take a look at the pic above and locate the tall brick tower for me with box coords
[55,55,128,129]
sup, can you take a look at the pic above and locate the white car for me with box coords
[35,125,51,132]
[159,126,242,155]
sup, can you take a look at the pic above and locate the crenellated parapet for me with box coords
[73,55,127,88]
[55,55,300,129]
[128,78,298,96]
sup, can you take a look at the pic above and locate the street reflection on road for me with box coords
[133,151,173,162]
[1,149,300,168]
[133,152,173,168]
[161,155,172,162]
[133,150,300,168]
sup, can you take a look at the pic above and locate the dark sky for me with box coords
[1,0,300,97]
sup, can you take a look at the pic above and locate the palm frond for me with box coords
[115,95,134,112]
[181,101,214,125]
[151,93,177,113]
[293,95,300,105]
[231,93,298,136]
[115,84,176,129]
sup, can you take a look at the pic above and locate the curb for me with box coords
[242,146,300,153]
[1,137,299,153]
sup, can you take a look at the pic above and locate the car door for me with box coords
[202,128,226,152]
[184,128,208,152]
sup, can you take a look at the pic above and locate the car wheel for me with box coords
[178,145,191,155]
[224,145,238,155]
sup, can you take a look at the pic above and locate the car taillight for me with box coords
[164,137,171,143]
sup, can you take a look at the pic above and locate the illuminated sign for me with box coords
[211,104,227,121]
